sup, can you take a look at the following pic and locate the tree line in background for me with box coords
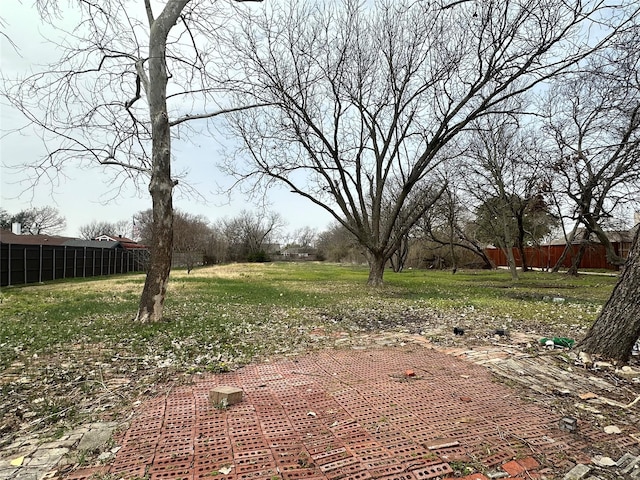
[2,0,640,361]
[0,206,66,235]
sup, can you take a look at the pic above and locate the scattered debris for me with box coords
[578,351,593,366]
[539,337,575,348]
[592,455,617,467]
[562,464,591,480]
[603,425,621,434]
[423,438,460,450]
[578,392,598,400]
[617,365,640,379]
[558,416,578,432]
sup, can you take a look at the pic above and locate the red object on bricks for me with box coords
[517,456,540,471]
[443,474,489,480]
[502,459,526,476]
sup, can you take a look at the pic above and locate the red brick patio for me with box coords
[66,345,636,479]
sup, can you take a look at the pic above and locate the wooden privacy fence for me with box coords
[485,243,620,271]
[0,243,149,287]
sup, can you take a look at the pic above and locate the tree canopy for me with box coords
[222,0,639,285]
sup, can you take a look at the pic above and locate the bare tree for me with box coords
[286,227,318,249]
[2,0,263,322]
[173,212,212,273]
[316,222,364,264]
[461,119,556,279]
[2,206,67,235]
[222,0,638,286]
[543,40,640,274]
[79,219,131,239]
[571,25,640,362]
[414,180,495,270]
[220,210,283,262]
[0,209,11,230]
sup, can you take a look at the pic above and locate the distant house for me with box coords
[92,234,148,250]
[484,227,637,271]
[277,245,318,261]
[281,246,310,258]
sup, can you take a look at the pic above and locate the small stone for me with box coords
[603,425,621,434]
[578,351,593,365]
[593,361,613,369]
[97,451,113,461]
[487,472,509,479]
[617,366,640,378]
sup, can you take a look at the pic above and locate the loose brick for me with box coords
[209,386,243,407]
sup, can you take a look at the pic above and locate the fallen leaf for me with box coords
[10,456,24,467]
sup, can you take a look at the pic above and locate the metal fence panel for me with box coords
[0,243,149,287]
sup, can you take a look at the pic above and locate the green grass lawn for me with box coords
[0,262,617,371]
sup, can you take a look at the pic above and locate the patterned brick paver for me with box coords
[67,346,636,479]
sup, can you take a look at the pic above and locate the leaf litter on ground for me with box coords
[1,262,637,469]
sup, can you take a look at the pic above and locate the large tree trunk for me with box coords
[505,246,519,281]
[516,216,530,272]
[367,251,387,286]
[567,239,588,276]
[135,2,187,323]
[552,222,580,273]
[576,228,640,363]
[586,217,625,267]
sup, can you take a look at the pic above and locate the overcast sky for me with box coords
[0,2,334,239]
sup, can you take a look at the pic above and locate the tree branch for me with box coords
[168,103,272,127]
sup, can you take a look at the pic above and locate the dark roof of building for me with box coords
[0,229,74,246]
[63,239,121,249]
[0,230,147,250]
